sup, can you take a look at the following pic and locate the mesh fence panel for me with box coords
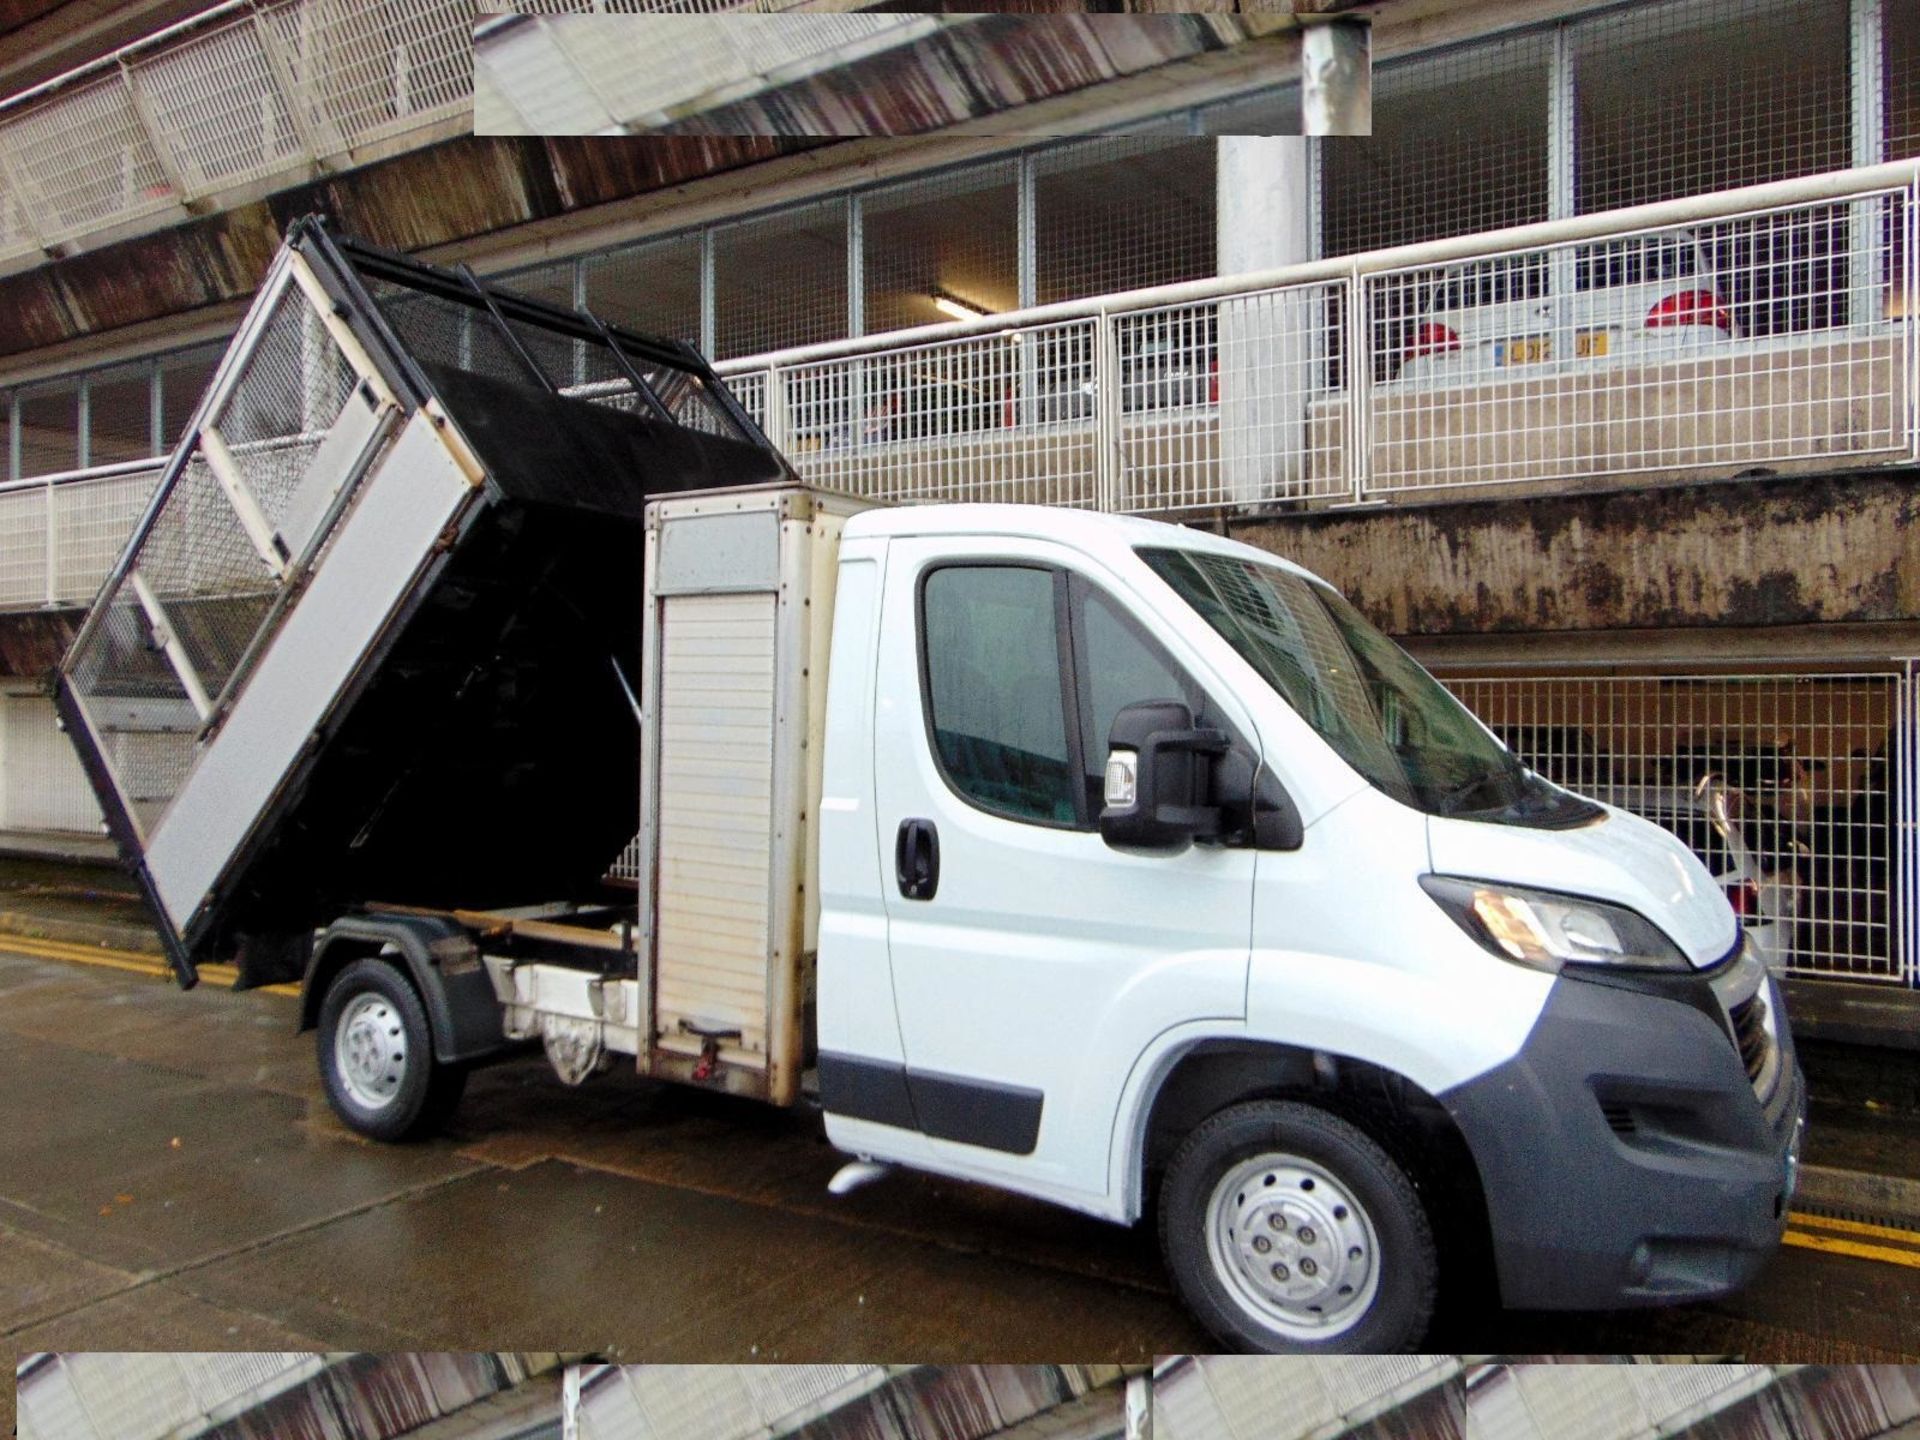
[1442,670,1909,982]
[582,235,704,346]
[0,485,48,607]
[1322,26,1551,258]
[862,161,1020,335]
[713,199,849,361]
[1571,0,1850,213]
[52,467,165,605]
[1033,135,1216,304]
[1,76,177,245]
[777,322,1097,507]
[135,15,304,192]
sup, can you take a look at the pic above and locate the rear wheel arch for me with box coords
[299,915,503,1065]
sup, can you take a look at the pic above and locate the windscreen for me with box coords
[1141,547,1598,826]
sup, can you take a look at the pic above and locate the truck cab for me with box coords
[813,503,1804,1352]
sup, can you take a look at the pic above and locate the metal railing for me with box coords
[0,0,475,269]
[712,161,1920,514]
[9,160,1915,610]
[0,461,163,609]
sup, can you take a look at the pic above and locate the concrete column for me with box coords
[1217,135,1313,505]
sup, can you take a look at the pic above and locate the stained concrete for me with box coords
[1234,469,1920,638]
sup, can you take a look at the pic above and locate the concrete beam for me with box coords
[1232,469,1920,639]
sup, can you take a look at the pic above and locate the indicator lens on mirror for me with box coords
[1104,750,1138,808]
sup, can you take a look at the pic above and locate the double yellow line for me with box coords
[0,931,300,996]
[1784,1211,1920,1270]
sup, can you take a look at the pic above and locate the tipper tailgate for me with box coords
[55,219,791,985]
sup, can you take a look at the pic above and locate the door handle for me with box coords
[895,818,940,901]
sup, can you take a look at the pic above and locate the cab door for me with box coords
[865,537,1257,1206]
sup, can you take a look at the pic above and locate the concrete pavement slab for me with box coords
[174,1156,1210,1360]
[0,1028,486,1275]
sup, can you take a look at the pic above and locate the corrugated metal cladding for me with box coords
[207,1355,551,1440]
[1157,1363,1920,1440]
[579,1367,1139,1440]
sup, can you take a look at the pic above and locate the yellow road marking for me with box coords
[0,931,298,996]
[1788,1210,1920,1246]
[1783,1229,1920,1270]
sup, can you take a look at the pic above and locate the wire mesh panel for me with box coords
[1363,189,1916,496]
[0,484,48,607]
[1440,670,1910,982]
[1117,283,1349,513]
[1321,26,1551,258]
[265,0,474,150]
[578,1368,890,1440]
[50,467,166,606]
[1033,136,1216,306]
[862,162,1019,336]
[86,364,159,466]
[583,233,705,347]
[0,76,178,247]
[1156,1356,1460,1440]
[1570,0,1850,214]
[777,321,1099,507]
[1894,0,1920,162]
[714,200,849,360]
[62,260,390,838]
[133,14,304,195]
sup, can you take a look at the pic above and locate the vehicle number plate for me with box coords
[1495,330,1611,365]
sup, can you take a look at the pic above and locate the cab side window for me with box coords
[1073,581,1200,816]
[921,565,1078,826]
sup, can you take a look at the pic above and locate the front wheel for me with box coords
[1160,1099,1437,1353]
[317,957,466,1141]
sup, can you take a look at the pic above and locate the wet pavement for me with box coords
[5,936,1920,1362]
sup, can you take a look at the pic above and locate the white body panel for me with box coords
[1427,803,1739,967]
[867,531,1259,1203]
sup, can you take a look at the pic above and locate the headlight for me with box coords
[1420,874,1691,973]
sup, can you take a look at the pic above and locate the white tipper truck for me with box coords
[58,221,1804,1354]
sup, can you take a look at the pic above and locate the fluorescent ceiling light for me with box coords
[931,292,987,322]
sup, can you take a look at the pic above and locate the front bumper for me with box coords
[1441,960,1803,1311]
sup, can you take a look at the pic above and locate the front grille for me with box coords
[1600,1103,1637,1136]
[1727,989,1771,1086]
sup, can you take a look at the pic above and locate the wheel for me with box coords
[317,957,463,1141]
[1159,1099,1437,1353]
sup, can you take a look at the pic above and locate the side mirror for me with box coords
[1099,700,1228,853]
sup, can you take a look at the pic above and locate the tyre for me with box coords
[1160,1099,1438,1353]
[317,957,464,1141]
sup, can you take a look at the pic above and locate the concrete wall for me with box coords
[1233,469,1920,640]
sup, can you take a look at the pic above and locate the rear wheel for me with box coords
[1160,1099,1437,1353]
[318,958,464,1141]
